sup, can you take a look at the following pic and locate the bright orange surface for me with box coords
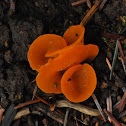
[36,64,63,94]
[27,25,99,98]
[63,25,85,45]
[46,44,99,71]
[36,44,98,94]
[45,25,85,58]
[61,64,97,102]
[27,34,67,71]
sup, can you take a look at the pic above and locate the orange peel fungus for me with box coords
[61,64,97,102]
[36,44,99,94]
[28,25,99,102]
[27,34,67,71]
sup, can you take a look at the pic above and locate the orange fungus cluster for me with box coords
[27,25,99,103]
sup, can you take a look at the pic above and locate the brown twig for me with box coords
[104,109,121,126]
[113,88,126,110]
[118,91,126,112]
[106,58,112,70]
[120,16,126,23]
[56,100,100,116]
[74,117,81,126]
[106,57,125,89]
[15,99,40,109]
[14,100,66,124]
[71,0,86,6]
[103,31,125,40]
[92,93,106,121]
[36,96,52,107]
[86,0,91,8]
[106,95,112,113]
[118,41,125,61]
[118,57,126,75]
[113,100,120,110]
[99,0,107,11]
[80,0,99,26]
[119,110,126,118]
[118,40,126,74]
[32,85,38,100]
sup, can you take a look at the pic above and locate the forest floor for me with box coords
[0,0,126,126]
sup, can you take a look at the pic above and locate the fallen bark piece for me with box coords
[56,100,100,116]
[14,108,30,120]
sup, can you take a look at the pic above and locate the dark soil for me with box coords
[0,0,126,125]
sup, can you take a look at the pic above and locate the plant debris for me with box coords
[0,0,126,125]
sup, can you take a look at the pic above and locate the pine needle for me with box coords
[110,40,119,80]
